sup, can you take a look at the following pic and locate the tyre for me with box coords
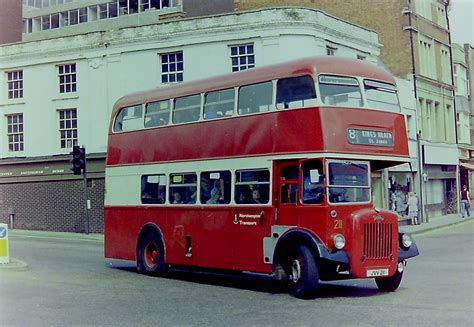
[375,269,403,292]
[288,245,320,299]
[138,232,166,275]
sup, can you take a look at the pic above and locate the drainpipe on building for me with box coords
[445,0,461,214]
[407,0,426,222]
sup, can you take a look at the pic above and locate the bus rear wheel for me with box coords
[375,269,403,292]
[288,245,320,299]
[138,233,166,275]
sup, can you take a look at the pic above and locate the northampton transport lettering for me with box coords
[347,128,394,147]
[234,213,260,226]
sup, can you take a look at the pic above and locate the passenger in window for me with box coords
[237,191,249,204]
[251,188,263,204]
[172,191,183,204]
[157,190,166,204]
[207,187,221,204]
[189,187,197,204]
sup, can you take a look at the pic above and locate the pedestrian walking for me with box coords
[407,192,419,225]
[460,185,470,218]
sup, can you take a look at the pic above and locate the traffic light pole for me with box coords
[71,146,89,234]
[83,157,90,235]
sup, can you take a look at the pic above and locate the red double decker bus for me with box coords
[104,56,418,298]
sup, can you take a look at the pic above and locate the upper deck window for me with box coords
[364,80,400,112]
[327,161,370,204]
[204,88,235,120]
[173,94,200,124]
[319,75,362,107]
[276,75,317,109]
[238,81,273,115]
[114,105,143,132]
[145,100,170,128]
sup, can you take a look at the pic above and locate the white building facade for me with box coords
[0,5,411,232]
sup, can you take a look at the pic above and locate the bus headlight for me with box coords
[333,234,346,250]
[401,233,413,248]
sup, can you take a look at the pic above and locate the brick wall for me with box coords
[234,0,413,79]
[0,178,104,233]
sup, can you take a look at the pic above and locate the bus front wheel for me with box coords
[375,269,403,292]
[289,245,320,299]
[138,233,166,275]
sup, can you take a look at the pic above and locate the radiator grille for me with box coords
[363,223,393,259]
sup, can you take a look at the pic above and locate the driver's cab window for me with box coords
[280,165,298,204]
[302,161,324,204]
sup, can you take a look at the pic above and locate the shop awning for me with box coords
[460,162,474,170]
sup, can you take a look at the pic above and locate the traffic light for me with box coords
[71,145,86,175]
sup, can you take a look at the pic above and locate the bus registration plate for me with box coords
[366,268,389,277]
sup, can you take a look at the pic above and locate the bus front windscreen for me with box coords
[327,161,370,204]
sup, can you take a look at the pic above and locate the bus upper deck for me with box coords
[107,56,409,168]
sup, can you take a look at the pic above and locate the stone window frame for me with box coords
[7,113,24,152]
[58,63,77,94]
[7,70,23,99]
[58,108,78,149]
[230,43,255,72]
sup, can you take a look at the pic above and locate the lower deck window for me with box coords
[170,173,197,204]
[141,175,166,204]
[201,171,231,204]
[235,169,270,204]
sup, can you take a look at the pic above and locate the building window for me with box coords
[326,46,337,56]
[161,52,183,83]
[79,7,88,23]
[7,70,23,99]
[58,63,77,93]
[59,109,78,149]
[230,44,255,72]
[7,114,24,152]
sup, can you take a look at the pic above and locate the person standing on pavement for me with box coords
[407,192,419,225]
[460,185,471,218]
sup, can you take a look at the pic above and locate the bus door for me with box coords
[276,161,300,227]
[231,168,272,272]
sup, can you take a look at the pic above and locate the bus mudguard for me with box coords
[272,228,350,269]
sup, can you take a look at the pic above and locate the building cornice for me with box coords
[2,7,380,67]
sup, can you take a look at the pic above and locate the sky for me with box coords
[449,0,474,45]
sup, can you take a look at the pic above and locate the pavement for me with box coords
[399,213,473,235]
[1,213,472,270]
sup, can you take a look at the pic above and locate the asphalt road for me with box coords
[1,221,473,326]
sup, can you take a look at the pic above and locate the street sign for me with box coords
[0,224,9,264]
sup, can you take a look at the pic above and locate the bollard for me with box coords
[0,224,9,264]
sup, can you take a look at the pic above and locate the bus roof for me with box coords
[111,56,395,117]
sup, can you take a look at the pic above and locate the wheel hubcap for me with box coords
[145,242,159,267]
[291,259,302,283]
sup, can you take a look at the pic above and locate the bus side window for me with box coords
[141,174,166,204]
[204,88,235,120]
[319,75,363,107]
[145,100,170,128]
[238,81,273,115]
[276,75,317,109]
[235,169,270,204]
[170,173,197,204]
[114,105,144,132]
[200,171,231,204]
[173,94,201,124]
[280,165,298,204]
